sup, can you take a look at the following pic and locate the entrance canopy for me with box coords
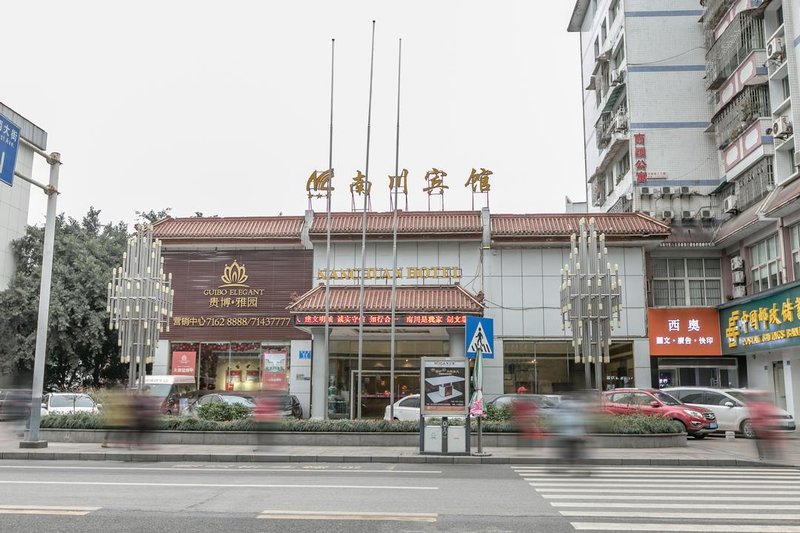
[288,284,483,330]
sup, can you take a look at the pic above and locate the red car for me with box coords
[602,388,718,439]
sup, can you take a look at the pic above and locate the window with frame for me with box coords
[790,224,800,282]
[594,37,600,59]
[601,20,608,44]
[613,38,625,69]
[652,258,722,306]
[749,234,781,293]
[609,0,619,24]
[616,154,630,183]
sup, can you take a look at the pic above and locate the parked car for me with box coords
[487,394,559,410]
[189,393,256,415]
[276,394,303,419]
[384,394,420,421]
[664,387,796,438]
[601,388,717,439]
[40,393,100,416]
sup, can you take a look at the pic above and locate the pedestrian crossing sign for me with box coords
[465,316,493,359]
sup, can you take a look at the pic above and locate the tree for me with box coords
[0,207,130,390]
[135,207,171,224]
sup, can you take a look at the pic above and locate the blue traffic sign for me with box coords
[465,316,493,359]
[0,113,21,187]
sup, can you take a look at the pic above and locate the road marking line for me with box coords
[561,510,800,520]
[0,510,93,516]
[0,505,101,510]
[551,502,800,510]
[543,495,800,502]
[513,467,800,473]
[0,465,441,475]
[257,510,437,522]
[533,487,800,494]
[521,474,800,480]
[529,482,800,487]
[526,479,800,484]
[0,480,437,490]
[571,522,800,532]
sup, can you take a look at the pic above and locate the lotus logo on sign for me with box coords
[220,260,249,287]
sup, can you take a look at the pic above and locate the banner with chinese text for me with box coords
[719,283,800,354]
[648,308,721,356]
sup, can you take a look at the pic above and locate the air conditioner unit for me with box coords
[640,186,651,196]
[680,186,691,195]
[723,195,738,214]
[767,37,785,62]
[770,116,793,139]
[794,150,800,169]
[681,210,693,220]
[700,209,713,220]
[614,113,628,131]
[731,255,744,271]
[610,68,625,86]
[662,186,672,195]
[732,270,746,284]
[661,210,674,219]
[733,285,746,299]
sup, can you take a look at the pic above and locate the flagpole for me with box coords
[322,38,335,419]
[389,38,402,420]
[357,20,376,419]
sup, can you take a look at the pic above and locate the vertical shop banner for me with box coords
[420,358,469,415]
[171,351,197,376]
[263,352,288,391]
[648,308,722,356]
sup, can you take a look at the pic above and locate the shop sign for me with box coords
[648,308,721,356]
[171,351,197,376]
[294,313,470,326]
[421,358,469,416]
[720,283,800,354]
[317,266,462,282]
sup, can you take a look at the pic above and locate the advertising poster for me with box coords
[245,370,260,382]
[171,351,197,376]
[262,351,288,391]
[421,358,468,416]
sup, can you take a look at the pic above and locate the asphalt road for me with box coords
[0,460,798,532]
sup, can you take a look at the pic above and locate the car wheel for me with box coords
[741,419,756,439]
[693,433,706,440]
[672,420,687,434]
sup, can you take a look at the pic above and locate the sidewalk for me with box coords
[1,431,797,467]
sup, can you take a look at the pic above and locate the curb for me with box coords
[0,450,789,467]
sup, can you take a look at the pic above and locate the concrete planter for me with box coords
[39,429,686,448]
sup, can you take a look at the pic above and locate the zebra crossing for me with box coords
[513,465,800,532]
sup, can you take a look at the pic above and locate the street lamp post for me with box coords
[560,217,623,390]
[106,225,174,389]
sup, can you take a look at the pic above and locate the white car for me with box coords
[384,394,420,421]
[664,387,796,438]
[41,393,100,417]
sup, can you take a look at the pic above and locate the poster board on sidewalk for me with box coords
[420,358,468,416]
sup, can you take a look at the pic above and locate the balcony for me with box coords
[705,11,765,90]
[703,0,738,47]
[711,85,770,149]
[732,156,774,212]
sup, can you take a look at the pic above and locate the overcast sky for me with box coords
[8,1,585,227]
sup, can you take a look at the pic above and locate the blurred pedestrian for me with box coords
[253,391,280,452]
[748,391,783,462]
[550,396,590,472]
[101,389,132,448]
[129,392,157,449]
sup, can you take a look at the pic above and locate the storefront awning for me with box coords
[287,284,484,315]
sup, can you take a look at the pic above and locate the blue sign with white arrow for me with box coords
[465,316,493,359]
[0,113,20,187]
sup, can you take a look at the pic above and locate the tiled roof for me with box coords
[153,216,304,241]
[288,284,484,314]
[490,213,670,240]
[308,211,483,239]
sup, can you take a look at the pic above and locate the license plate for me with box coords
[708,423,718,429]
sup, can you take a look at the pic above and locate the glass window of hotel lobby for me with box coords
[503,341,635,393]
[169,342,291,393]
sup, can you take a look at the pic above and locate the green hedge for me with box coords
[40,413,680,435]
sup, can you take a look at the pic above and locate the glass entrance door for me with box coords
[774,362,787,410]
[350,370,419,418]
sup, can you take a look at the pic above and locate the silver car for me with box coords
[664,387,796,438]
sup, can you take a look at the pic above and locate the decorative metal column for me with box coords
[107,225,174,388]
[560,218,623,390]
